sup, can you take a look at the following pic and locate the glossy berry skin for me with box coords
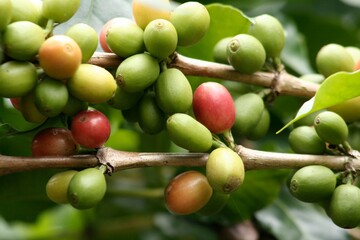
[70,110,111,149]
[193,82,235,134]
[39,35,82,80]
[42,0,81,23]
[132,0,171,29]
[165,170,213,215]
[46,170,78,204]
[31,128,78,157]
[99,18,125,53]
[67,168,107,209]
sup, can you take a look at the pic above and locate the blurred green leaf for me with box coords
[0,170,58,222]
[221,169,289,222]
[255,187,350,240]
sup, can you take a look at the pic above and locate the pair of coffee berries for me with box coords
[46,167,107,210]
[213,14,286,73]
[288,165,360,229]
[288,111,348,155]
[165,147,245,216]
[104,1,210,60]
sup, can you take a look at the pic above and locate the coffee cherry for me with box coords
[213,37,232,64]
[0,0,11,31]
[0,61,37,98]
[46,170,78,204]
[71,110,111,148]
[289,165,336,203]
[106,18,145,58]
[132,0,171,29]
[247,108,270,140]
[3,21,46,61]
[327,184,360,228]
[116,53,160,93]
[206,147,245,194]
[193,82,235,134]
[68,64,116,104]
[248,14,285,59]
[345,46,360,66]
[165,170,213,215]
[227,34,266,74]
[39,35,82,80]
[137,92,166,135]
[107,87,143,111]
[144,19,177,60]
[32,128,78,157]
[35,76,69,117]
[166,113,213,152]
[170,2,210,47]
[316,44,355,77]
[155,68,193,114]
[233,93,264,137]
[42,0,81,23]
[67,168,107,209]
[314,111,348,145]
[20,91,47,123]
[197,191,230,216]
[65,23,99,63]
[288,126,326,154]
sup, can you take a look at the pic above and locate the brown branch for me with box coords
[88,52,319,99]
[0,146,356,176]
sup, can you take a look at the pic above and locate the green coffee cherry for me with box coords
[138,92,166,135]
[67,168,107,210]
[0,0,11,31]
[46,170,78,204]
[227,34,266,74]
[288,126,326,154]
[316,44,355,77]
[106,18,144,58]
[3,21,46,61]
[233,93,265,137]
[35,77,69,117]
[314,111,348,145]
[10,0,42,24]
[155,68,193,114]
[108,87,143,111]
[42,0,81,23]
[166,113,213,152]
[0,61,38,98]
[289,165,336,203]
[144,19,177,60]
[247,108,270,140]
[248,14,285,59]
[170,2,210,47]
[116,53,160,93]
[327,184,360,229]
[206,147,245,194]
[213,37,232,64]
[65,23,99,63]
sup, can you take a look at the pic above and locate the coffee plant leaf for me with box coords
[278,70,360,133]
[256,188,349,240]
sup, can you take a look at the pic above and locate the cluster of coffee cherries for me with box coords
[287,110,360,228]
[212,13,286,73]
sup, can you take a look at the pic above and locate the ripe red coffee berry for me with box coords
[32,128,78,157]
[193,82,235,134]
[70,110,111,148]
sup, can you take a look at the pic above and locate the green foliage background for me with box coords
[0,0,360,239]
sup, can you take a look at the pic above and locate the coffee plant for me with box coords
[0,0,360,239]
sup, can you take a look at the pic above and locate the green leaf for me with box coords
[0,170,58,222]
[220,169,289,222]
[255,187,350,240]
[278,70,360,133]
